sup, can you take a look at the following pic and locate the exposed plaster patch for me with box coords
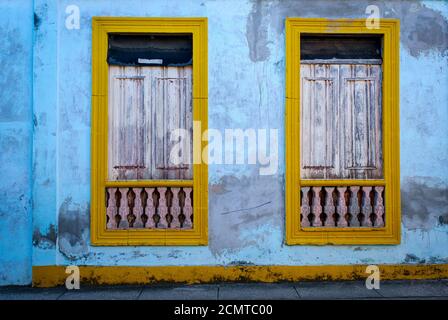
[404,253,426,264]
[58,197,89,260]
[387,1,448,57]
[401,176,448,230]
[33,13,41,30]
[229,260,256,266]
[439,214,448,225]
[428,256,448,264]
[246,0,271,62]
[245,0,448,61]
[32,224,56,249]
[208,175,283,256]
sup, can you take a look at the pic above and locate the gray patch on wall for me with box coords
[404,253,426,264]
[246,0,448,61]
[246,0,271,62]
[32,224,57,249]
[208,175,284,256]
[401,176,448,230]
[58,197,89,260]
[390,1,448,57]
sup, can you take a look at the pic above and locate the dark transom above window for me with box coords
[300,34,383,60]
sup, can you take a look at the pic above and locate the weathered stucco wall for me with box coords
[0,0,34,285]
[1,0,447,285]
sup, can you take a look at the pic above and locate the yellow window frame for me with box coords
[285,18,400,245]
[91,17,208,246]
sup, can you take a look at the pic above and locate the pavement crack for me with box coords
[136,286,144,300]
[374,288,385,298]
[56,289,67,300]
[293,285,302,299]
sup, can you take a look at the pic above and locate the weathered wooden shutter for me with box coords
[300,61,383,179]
[108,66,145,180]
[108,65,193,181]
[153,67,193,180]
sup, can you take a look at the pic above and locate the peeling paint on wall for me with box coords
[246,0,271,62]
[402,176,448,230]
[390,1,448,57]
[32,225,57,249]
[245,0,448,61]
[209,175,283,256]
[58,198,89,260]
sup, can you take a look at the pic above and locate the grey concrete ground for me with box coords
[1,280,448,300]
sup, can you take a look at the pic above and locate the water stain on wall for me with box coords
[58,197,89,260]
[401,176,448,230]
[246,0,448,62]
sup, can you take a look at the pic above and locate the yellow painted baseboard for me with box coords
[32,264,448,287]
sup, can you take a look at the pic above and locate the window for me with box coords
[91,18,208,245]
[285,18,400,245]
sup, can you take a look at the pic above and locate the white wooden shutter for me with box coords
[108,65,193,181]
[300,62,383,179]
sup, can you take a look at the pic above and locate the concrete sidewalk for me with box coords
[1,279,448,300]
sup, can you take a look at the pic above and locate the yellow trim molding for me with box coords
[33,264,448,287]
[285,18,400,245]
[91,17,208,246]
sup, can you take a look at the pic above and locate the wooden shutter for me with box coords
[108,66,145,180]
[153,67,193,180]
[108,65,193,181]
[300,62,383,179]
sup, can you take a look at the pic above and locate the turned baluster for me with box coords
[336,187,348,227]
[157,187,168,228]
[106,188,117,229]
[311,187,323,227]
[373,186,385,227]
[324,187,336,227]
[349,186,360,227]
[118,188,130,229]
[183,188,193,228]
[170,188,181,228]
[300,187,311,227]
[133,188,144,228]
[361,187,373,227]
[144,188,156,229]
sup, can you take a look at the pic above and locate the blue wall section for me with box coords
[0,0,34,285]
[1,0,448,285]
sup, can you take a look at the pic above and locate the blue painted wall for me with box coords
[1,0,448,285]
[0,0,34,285]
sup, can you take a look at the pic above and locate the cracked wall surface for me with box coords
[0,0,448,285]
